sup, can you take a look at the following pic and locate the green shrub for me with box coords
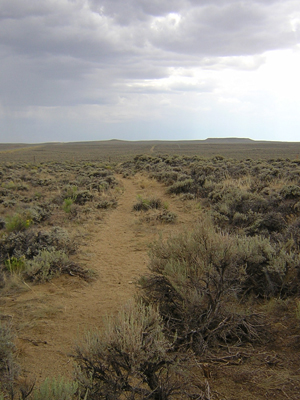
[23,249,91,283]
[1,181,16,190]
[285,217,300,250]
[5,256,26,274]
[63,198,74,213]
[26,205,52,222]
[245,212,286,235]
[238,235,300,297]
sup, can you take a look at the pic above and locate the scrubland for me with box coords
[1,142,300,399]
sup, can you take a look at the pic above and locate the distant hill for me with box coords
[205,138,254,143]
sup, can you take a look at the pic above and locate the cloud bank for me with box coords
[0,0,300,142]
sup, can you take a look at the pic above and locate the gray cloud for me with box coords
[0,0,300,141]
[149,1,298,56]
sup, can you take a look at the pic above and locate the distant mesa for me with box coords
[205,137,254,143]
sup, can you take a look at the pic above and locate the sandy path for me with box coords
[1,175,199,382]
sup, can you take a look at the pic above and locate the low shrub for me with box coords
[74,190,93,205]
[23,250,91,283]
[0,321,19,396]
[0,227,76,265]
[167,179,194,195]
[280,185,300,199]
[23,250,69,282]
[62,185,78,201]
[139,216,299,353]
[139,218,262,354]
[75,302,200,399]
[156,210,177,224]
[133,196,162,211]
[96,199,117,209]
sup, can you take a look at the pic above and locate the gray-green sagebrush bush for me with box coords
[139,218,256,353]
[75,302,202,400]
[0,228,91,284]
[22,249,91,283]
[0,227,75,265]
[133,196,162,211]
[139,218,298,353]
[23,250,69,282]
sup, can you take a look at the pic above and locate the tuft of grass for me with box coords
[5,213,32,233]
[31,377,78,400]
[5,256,26,274]
[63,198,73,213]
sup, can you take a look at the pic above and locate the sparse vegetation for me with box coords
[1,147,300,399]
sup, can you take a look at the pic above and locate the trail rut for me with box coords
[2,175,199,382]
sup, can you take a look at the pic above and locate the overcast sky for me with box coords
[0,0,300,143]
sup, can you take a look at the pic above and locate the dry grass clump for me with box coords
[29,377,78,400]
[0,321,19,397]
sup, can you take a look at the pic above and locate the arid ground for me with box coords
[1,142,300,399]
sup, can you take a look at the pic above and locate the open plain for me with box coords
[1,140,300,399]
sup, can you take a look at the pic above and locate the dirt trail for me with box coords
[2,175,199,382]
